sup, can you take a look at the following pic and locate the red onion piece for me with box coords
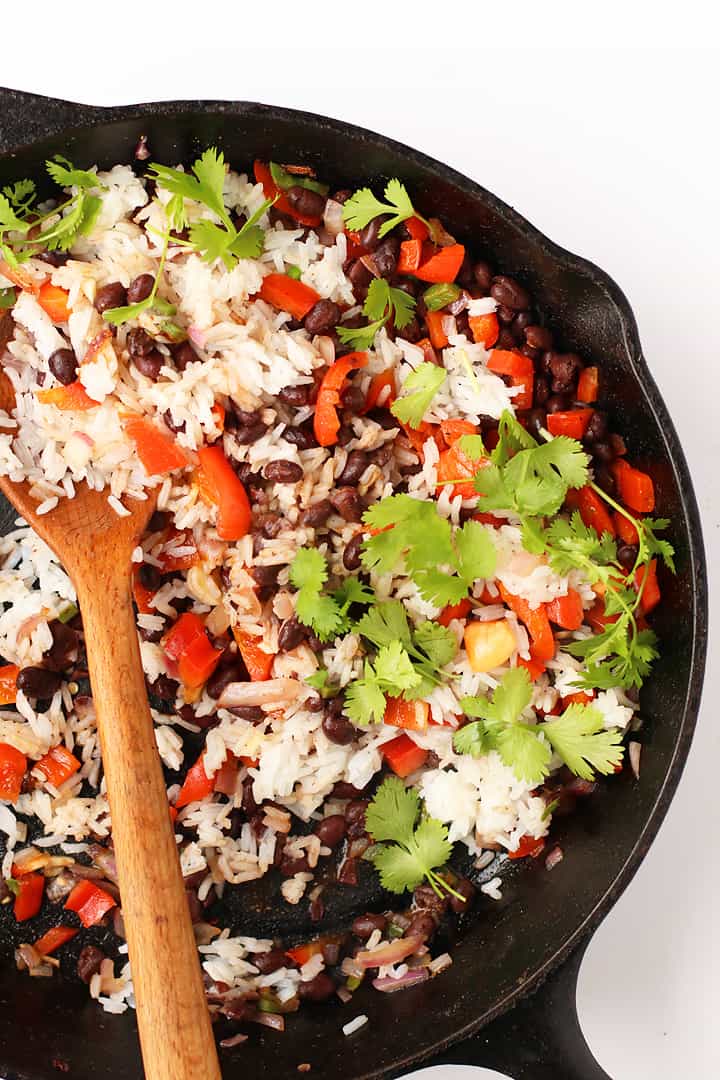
[356,935,423,971]
[249,1011,285,1032]
[219,679,301,708]
[323,199,345,237]
[545,845,564,871]
[372,967,429,993]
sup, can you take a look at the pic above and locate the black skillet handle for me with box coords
[0,87,108,154]
[429,939,612,1080]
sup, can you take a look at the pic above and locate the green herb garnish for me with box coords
[336,277,416,351]
[342,179,427,239]
[288,548,373,643]
[390,362,447,429]
[423,283,461,312]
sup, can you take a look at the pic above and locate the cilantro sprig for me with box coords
[361,494,496,606]
[342,179,427,239]
[103,217,176,327]
[365,777,462,899]
[390,362,447,429]
[289,548,373,642]
[336,277,416,351]
[454,668,624,782]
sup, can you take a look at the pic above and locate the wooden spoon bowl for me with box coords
[0,317,220,1080]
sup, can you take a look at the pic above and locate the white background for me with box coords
[1,22,718,1080]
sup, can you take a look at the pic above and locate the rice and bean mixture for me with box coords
[0,150,671,1036]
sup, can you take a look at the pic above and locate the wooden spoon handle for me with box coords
[78,572,221,1080]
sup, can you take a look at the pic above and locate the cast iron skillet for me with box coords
[0,90,708,1080]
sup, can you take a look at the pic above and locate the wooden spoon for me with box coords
[0,331,221,1080]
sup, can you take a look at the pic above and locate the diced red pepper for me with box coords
[561,691,595,707]
[164,612,222,690]
[132,565,156,615]
[405,217,429,242]
[0,665,19,706]
[611,459,656,514]
[635,558,661,614]
[213,751,239,796]
[613,511,640,546]
[397,239,423,274]
[159,529,200,573]
[253,161,322,228]
[381,734,428,778]
[285,940,325,967]
[383,697,429,733]
[37,282,71,323]
[14,872,45,922]
[64,879,116,928]
[517,655,546,681]
[546,589,584,631]
[233,627,275,682]
[176,752,215,808]
[507,834,546,860]
[425,309,449,350]
[36,381,101,411]
[436,441,479,500]
[585,595,619,633]
[577,366,599,404]
[400,420,445,462]
[313,351,368,447]
[576,486,616,537]
[414,244,465,284]
[34,925,79,955]
[34,745,81,788]
[415,337,439,366]
[259,273,320,321]
[0,741,26,802]
[498,584,555,662]
[468,312,499,349]
[196,444,252,541]
[364,369,396,413]
[473,512,506,528]
[124,417,189,477]
[439,418,477,447]
[438,598,472,627]
[546,409,594,440]
[487,349,534,410]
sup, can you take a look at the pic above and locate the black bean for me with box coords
[343,532,364,572]
[522,344,541,362]
[593,442,616,465]
[359,215,390,252]
[278,615,307,652]
[512,311,533,342]
[534,375,550,406]
[16,666,62,698]
[351,913,387,940]
[126,327,155,358]
[279,851,310,877]
[314,814,347,848]
[347,259,373,291]
[406,911,437,941]
[448,877,476,914]
[329,487,363,522]
[617,543,639,570]
[36,250,68,268]
[413,883,449,916]
[138,623,164,644]
[206,657,249,700]
[235,421,268,445]
[299,499,333,527]
[150,674,179,702]
[94,282,127,313]
[138,563,162,591]
[548,352,582,394]
[527,408,547,438]
[496,304,516,325]
[337,450,368,486]
[148,509,170,533]
[282,425,317,451]
[229,706,265,724]
[322,710,356,746]
[77,945,105,984]
[278,383,311,406]
[472,260,494,292]
[584,411,607,443]
[48,348,77,386]
[252,948,289,975]
[44,621,78,672]
[332,781,364,799]
[171,341,198,371]
[134,349,164,380]
[345,799,368,839]
[546,394,570,414]
[525,324,553,351]
[286,185,326,218]
[264,460,303,484]
[249,564,281,587]
[297,972,336,1002]
[304,299,341,336]
[259,513,283,539]
[127,273,155,304]
[490,275,530,311]
[342,385,366,414]
[332,189,352,204]
[495,328,516,350]
[372,236,400,278]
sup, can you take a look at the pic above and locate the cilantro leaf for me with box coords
[374,641,421,693]
[342,178,426,239]
[542,704,624,780]
[453,520,497,584]
[355,600,413,650]
[370,842,429,893]
[2,179,35,212]
[413,622,458,670]
[495,722,553,783]
[289,547,343,641]
[337,278,417,350]
[333,575,374,612]
[306,669,334,697]
[0,194,31,234]
[103,218,174,326]
[390,362,447,429]
[365,775,418,846]
[290,547,327,593]
[344,661,388,726]
[46,155,99,190]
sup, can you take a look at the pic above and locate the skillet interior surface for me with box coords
[0,99,707,1080]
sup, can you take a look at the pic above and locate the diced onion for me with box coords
[219,678,301,708]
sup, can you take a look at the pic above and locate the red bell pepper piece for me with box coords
[37,282,71,323]
[132,565,156,615]
[613,510,640,546]
[176,752,215,808]
[400,419,445,462]
[383,697,430,733]
[0,741,26,802]
[397,239,423,274]
[635,558,661,614]
[196,444,252,541]
[546,409,594,440]
[546,589,584,631]
[253,161,322,228]
[611,459,656,514]
[438,598,473,627]
[507,834,546,860]
[487,349,534,410]
[14,872,45,922]
[576,486,616,537]
[498,584,556,662]
[213,751,240,796]
[381,734,428,778]
[34,745,81,788]
[65,879,116,928]
[259,273,321,321]
[424,309,449,350]
[414,244,465,284]
[164,612,222,689]
[405,217,429,242]
[585,596,619,633]
[233,627,275,681]
[577,366,599,404]
[468,312,500,349]
[159,529,200,573]
[34,924,79,955]
[36,381,101,411]
[439,418,477,447]
[473,512,507,527]
[517,655,547,681]
[124,417,189,476]
[313,351,368,447]
[285,940,325,967]
[414,337,439,366]
[364,369,396,413]
[436,441,479,500]
[561,690,595,707]
[0,665,19,706]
